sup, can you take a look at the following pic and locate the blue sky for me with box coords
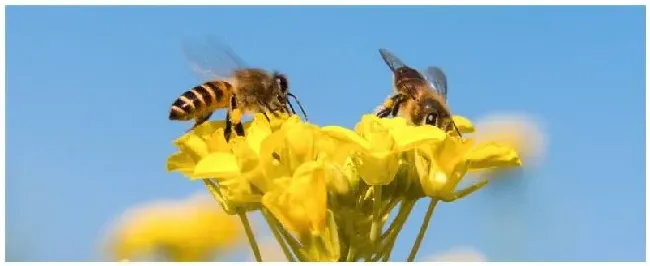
[6,6,645,261]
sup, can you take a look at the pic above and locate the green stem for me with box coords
[369,199,415,262]
[369,185,383,243]
[382,200,416,262]
[261,208,295,262]
[266,213,308,261]
[406,198,439,262]
[238,211,262,262]
[343,211,358,262]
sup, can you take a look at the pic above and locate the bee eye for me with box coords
[425,112,438,125]
[276,77,288,92]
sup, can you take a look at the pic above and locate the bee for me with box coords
[374,48,461,137]
[168,37,308,140]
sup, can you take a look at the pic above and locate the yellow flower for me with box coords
[415,135,521,201]
[262,160,329,240]
[166,121,251,178]
[105,193,243,262]
[322,115,446,185]
[192,114,274,180]
[254,116,352,194]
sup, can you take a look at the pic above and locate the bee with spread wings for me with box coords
[375,48,461,136]
[168,37,308,140]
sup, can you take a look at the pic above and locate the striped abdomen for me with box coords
[169,81,232,121]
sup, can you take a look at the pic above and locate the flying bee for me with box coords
[374,48,461,137]
[168,37,308,140]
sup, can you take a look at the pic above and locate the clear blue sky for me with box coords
[6,6,645,262]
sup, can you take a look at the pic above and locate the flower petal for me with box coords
[205,128,231,153]
[321,126,371,151]
[166,152,196,177]
[174,134,209,161]
[192,120,228,139]
[356,151,400,185]
[262,161,328,239]
[465,142,522,170]
[415,152,448,198]
[392,125,447,151]
[452,115,475,134]
[193,153,242,180]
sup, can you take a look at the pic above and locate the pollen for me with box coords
[383,98,394,109]
[230,108,243,124]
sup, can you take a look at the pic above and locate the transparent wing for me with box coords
[378,48,407,72]
[423,66,448,98]
[181,35,248,81]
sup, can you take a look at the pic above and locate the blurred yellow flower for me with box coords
[473,112,547,167]
[105,193,243,262]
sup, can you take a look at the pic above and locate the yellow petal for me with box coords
[353,114,382,136]
[173,134,209,161]
[258,131,293,182]
[452,115,475,134]
[247,123,272,156]
[284,124,319,167]
[218,177,262,204]
[415,152,448,197]
[230,138,260,173]
[262,161,328,239]
[166,152,196,177]
[391,124,447,151]
[247,114,273,155]
[193,153,242,180]
[465,142,522,170]
[206,128,231,153]
[378,116,409,130]
[192,120,228,139]
[356,151,400,185]
[321,126,371,151]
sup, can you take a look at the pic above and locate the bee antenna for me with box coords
[285,97,297,115]
[287,92,308,122]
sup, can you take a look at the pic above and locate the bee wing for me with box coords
[423,66,448,99]
[181,36,248,81]
[378,48,408,72]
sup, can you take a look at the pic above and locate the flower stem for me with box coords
[238,211,262,262]
[369,199,415,262]
[369,185,383,243]
[266,212,308,261]
[261,208,295,262]
[406,198,439,262]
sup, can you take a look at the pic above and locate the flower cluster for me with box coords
[166,113,521,262]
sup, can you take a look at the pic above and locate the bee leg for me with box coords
[390,94,407,117]
[262,101,281,118]
[224,112,234,141]
[376,94,403,118]
[229,95,246,138]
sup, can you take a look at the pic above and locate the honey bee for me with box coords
[168,37,308,140]
[374,48,461,136]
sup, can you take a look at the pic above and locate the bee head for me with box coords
[421,97,462,137]
[272,71,308,121]
[273,72,289,94]
[421,97,450,127]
